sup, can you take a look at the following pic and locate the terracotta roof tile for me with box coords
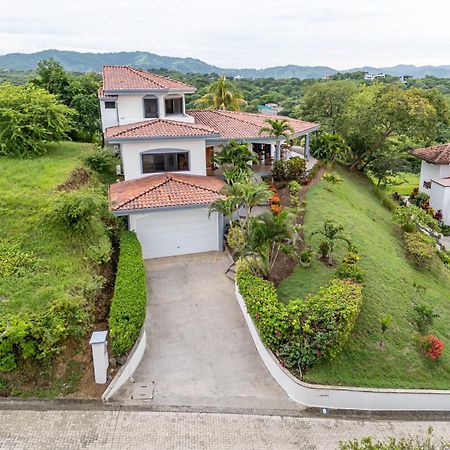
[105,119,218,140]
[411,144,450,165]
[102,66,195,92]
[109,173,225,212]
[187,109,319,140]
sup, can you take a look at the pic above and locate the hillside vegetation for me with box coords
[279,167,450,389]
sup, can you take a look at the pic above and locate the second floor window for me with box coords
[165,97,183,115]
[142,152,189,173]
[144,98,158,118]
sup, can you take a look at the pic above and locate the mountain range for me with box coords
[1,49,449,79]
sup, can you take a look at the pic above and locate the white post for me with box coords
[89,331,109,384]
[305,134,310,161]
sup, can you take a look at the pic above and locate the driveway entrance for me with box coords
[114,252,300,411]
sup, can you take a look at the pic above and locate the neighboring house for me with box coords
[257,103,281,116]
[411,144,450,224]
[364,72,385,81]
[101,66,319,259]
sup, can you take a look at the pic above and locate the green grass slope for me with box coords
[0,142,95,314]
[280,167,450,389]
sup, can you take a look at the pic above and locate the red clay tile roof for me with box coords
[105,119,218,140]
[411,144,450,165]
[109,173,225,212]
[187,109,319,140]
[102,66,195,92]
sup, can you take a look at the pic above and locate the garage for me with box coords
[130,207,220,259]
[109,172,226,259]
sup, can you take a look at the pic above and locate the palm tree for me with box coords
[194,76,247,111]
[221,181,272,220]
[208,196,239,221]
[259,118,294,161]
[245,209,301,276]
[312,220,351,265]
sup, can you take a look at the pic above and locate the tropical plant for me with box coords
[312,220,351,265]
[194,75,247,111]
[259,118,294,161]
[244,209,301,276]
[310,133,350,163]
[322,172,343,191]
[208,196,239,221]
[413,304,438,333]
[379,314,392,347]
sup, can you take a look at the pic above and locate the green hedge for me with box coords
[237,270,362,370]
[109,231,147,357]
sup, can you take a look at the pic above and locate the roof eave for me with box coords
[103,88,196,95]
[112,202,218,216]
[106,133,220,144]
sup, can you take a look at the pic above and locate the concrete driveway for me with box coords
[114,252,299,411]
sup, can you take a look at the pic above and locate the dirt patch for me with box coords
[268,166,327,286]
[57,167,90,191]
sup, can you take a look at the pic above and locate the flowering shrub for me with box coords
[269,190,282,216]
[420,335,444,360]
[403,232,435,268]
[236,269,363,370]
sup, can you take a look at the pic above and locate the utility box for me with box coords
[89,331,109,384]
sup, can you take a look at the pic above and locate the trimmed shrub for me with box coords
[236,269,362,370]
[286,156,306,180]
[109,232,147,357]
[336,252,365,283]
[272,160,288,181]
[404,232,435,268]
[373,186,398,212]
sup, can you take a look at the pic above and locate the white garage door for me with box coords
[132,207,219,259]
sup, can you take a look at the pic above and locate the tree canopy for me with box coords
[0,82,74,157]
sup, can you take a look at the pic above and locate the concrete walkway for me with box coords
[113,252,298,410]
[1,409,449,449]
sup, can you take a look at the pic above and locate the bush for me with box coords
[272,160,288,181]
[412,192,430,209]
[236,270,362,370]
[286,156,306,180]
[437,250,450,267]
[440,224,450,236]
[0,296,86,372]
[393,205,439,232]
[419,335,444,360]
[83,147,118,178]
[413,304,438,333]
[109,232,147,357]
[336,252,365,283]
[373,187,398,212]
[86,234,112,265]
[50,190,108,235]
[404,232,436,268]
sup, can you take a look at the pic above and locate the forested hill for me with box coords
[1,49,449,79]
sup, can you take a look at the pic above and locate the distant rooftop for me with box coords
[411,144,450,165]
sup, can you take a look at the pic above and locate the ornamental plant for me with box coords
[420,335,444,360]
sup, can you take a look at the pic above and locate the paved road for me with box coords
[114,253,298,411]
[0,409,449,449]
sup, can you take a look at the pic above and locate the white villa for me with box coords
[412,143,450,224]
[101,66,319,259]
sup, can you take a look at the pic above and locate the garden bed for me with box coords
[279,166,450,389]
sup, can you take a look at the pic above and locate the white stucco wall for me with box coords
[114,93,194,126]
[120,138,207,180]
[430,182,450,225]
[419,161,439,193]
[99,101,119,131]
[438,164,450,179]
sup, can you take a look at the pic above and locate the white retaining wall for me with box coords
[235,283,450,411]
[102,328,147,402]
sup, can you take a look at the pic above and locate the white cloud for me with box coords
[0,0,449,69]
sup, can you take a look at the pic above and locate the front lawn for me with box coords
[280,167,450,389]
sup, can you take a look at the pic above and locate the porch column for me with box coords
[305,133,310,161]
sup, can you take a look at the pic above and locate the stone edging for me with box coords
[235,283,450,411]
[102,327,147,402]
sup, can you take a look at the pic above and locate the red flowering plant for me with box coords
[420,335,444,360]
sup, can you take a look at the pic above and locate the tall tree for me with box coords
[259,118,294,161]
[0,82,73,157]
[194,75,247,111]
[296,80,358,133]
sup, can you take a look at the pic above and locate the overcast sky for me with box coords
[1,0,449,69]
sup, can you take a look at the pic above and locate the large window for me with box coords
[144,97,158,118]
[165,97,183,115]
[142,152,189,173]
[104,101,116,109]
